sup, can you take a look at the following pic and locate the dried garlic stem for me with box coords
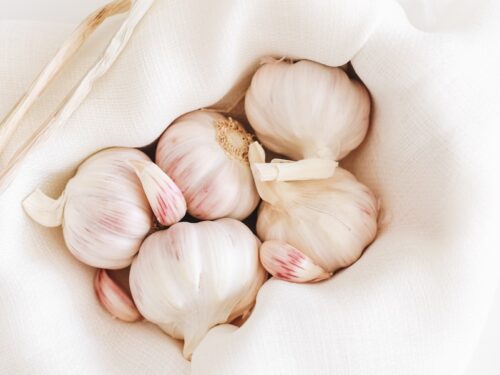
[181,325,211,360]
[252,158,337,181]
[22,189,66,227]
[248,142,281,205]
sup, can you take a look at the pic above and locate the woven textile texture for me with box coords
[1,0,500,374]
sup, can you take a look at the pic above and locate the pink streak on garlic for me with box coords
[260,240,331,283]
[128,159,186,226]
[94,269,141,323]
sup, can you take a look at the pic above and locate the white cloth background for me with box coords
[1,0,500,374]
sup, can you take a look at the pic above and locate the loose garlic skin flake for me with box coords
[250,142,378,274]
[23,148,153,269]
[156,110,260,220]
[245,59,370,161]
[130,218,266,359]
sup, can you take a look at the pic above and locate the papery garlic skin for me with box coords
[130,218,266,359]
[249,142,377,274]
[23,148,153,269]
[156,110,260,220]
[245,59,370,161]
[260,240,331,283]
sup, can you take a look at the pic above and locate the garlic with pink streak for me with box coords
[130,218,266,359]
[128,159,186,226]
[156,110,260,220]
[245,59,370,181]
[260,240,331,283]
[23,148,182,269]
[250,142,378,274]
[94,268,141,322]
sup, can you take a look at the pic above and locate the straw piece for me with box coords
[0,0,155,193]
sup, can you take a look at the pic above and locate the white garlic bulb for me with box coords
[156,110,260,220]
[245,59,370,163]
[23,148,157,269]
[250,142,378,273]
[130,218,266,359]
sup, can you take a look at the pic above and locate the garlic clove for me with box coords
[260,240,331,283]
[94,269,141,322]
[252,158,337,181]
[128,159,186,226]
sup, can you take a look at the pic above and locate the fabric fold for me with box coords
[1,0,499,374]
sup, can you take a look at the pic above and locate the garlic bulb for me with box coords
[245,59,370,165]
[156,110,260,220]
[250,142,378,273]
[94,269,141,322]
[130,218,266,359]
[23,148,155,269]
[260,240,331,283]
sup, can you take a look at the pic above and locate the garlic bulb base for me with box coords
[260,240,331,283]
[214,117,253,162]
[252,158,337,182]
[94,269,141,323]
[23,189,66,227]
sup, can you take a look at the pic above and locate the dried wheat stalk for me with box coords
[0,0,155,192]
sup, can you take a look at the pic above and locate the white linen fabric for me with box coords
[1,0,500,374]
